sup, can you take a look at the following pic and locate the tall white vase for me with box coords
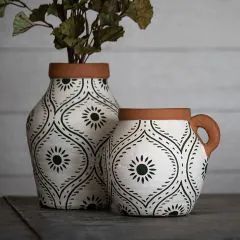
[26,63,119,209]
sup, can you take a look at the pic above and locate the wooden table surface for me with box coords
[0,195,240,240]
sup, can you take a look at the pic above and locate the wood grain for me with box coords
[0,198,38,239]
[3,195,240,240]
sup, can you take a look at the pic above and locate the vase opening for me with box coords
[119,108,191,120]
[49,63,110,79]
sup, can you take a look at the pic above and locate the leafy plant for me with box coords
[0,0,153,63]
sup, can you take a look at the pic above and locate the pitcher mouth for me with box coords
[49,63,109,78]
[119,108,191,120]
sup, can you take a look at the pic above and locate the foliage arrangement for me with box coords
[0,0,153,63]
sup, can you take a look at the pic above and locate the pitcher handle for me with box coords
[190,114,220,157]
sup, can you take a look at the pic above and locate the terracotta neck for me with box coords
[119,108,191,121]
[49,63,110,79]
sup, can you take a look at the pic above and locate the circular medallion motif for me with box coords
[82,106,107,130]
[79,195,103,210]
[128,155,156,184]
[163,204,185,216]
[119,204,135,216]
[46,146,70,173]
[56,78,77,91]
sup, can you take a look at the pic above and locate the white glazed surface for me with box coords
[26,78,119,209]
[108,120,208,216]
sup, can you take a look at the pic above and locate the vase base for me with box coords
[39,201,109,210]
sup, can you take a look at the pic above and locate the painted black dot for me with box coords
[136,164,148,175]
[169,211,179,216]
[87,204,96,210]
[90,113,99,121]
[62,79,70,84]
[103,79,107,85]
[52,155,62,165]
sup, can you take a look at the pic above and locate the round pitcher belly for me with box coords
[27,63,119,209]
[108,108,220,216]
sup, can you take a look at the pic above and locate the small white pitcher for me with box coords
[108,108,220,216]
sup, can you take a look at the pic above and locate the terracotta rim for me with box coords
[119,108,191,120]
[49,63,110,78]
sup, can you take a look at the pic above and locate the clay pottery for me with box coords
[26,63,119,209]
[108,108,220,216]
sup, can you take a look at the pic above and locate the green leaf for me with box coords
[74,41,100,55]
[89,0,103,12]
[54,37,66,49]
[126,0,153,29]
[52,28,67,49]
[62,0,74,10]
[0,0,11,6]
[58,15,85,38]
[80,0,89,5]
[52,14,86,50]
[0,6,5,17]
[13,11,33,36]
[73,38,87,54]
[47,3,58,17]
[30,4,49,22]
[118,0,130,13]
[99,12,120,26]
[94,26,124,45]
[62,0,87,10]
[102,0,120,14]
[63,36,79,47]
[0,0,11,17]
[47,3,65,21]
[100,26,124,42]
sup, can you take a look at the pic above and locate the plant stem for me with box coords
[67,47,75,63]
[84,54,90,63]
[79,54,85,63]
[9,2,25,8]
[84,11,89,36]
[16,0,32,11]
[42,20,54,29]
[34,23,53,28]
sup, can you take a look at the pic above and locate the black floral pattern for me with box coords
[119,204,134,216]
[201,159,208,180]
[26,110,34,131]
[38,193,48,207]
[46,146,70,173]
[82,106,107,130]
[98,78,109,91]
[163,204,185,216]
[56,78,77,91]
[128,155,156,184]
[79,195,103,210]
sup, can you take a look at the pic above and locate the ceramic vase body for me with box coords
[26,63,119,209]
[108,109,220,216]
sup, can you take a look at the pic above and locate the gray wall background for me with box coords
[0,0,239,196]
